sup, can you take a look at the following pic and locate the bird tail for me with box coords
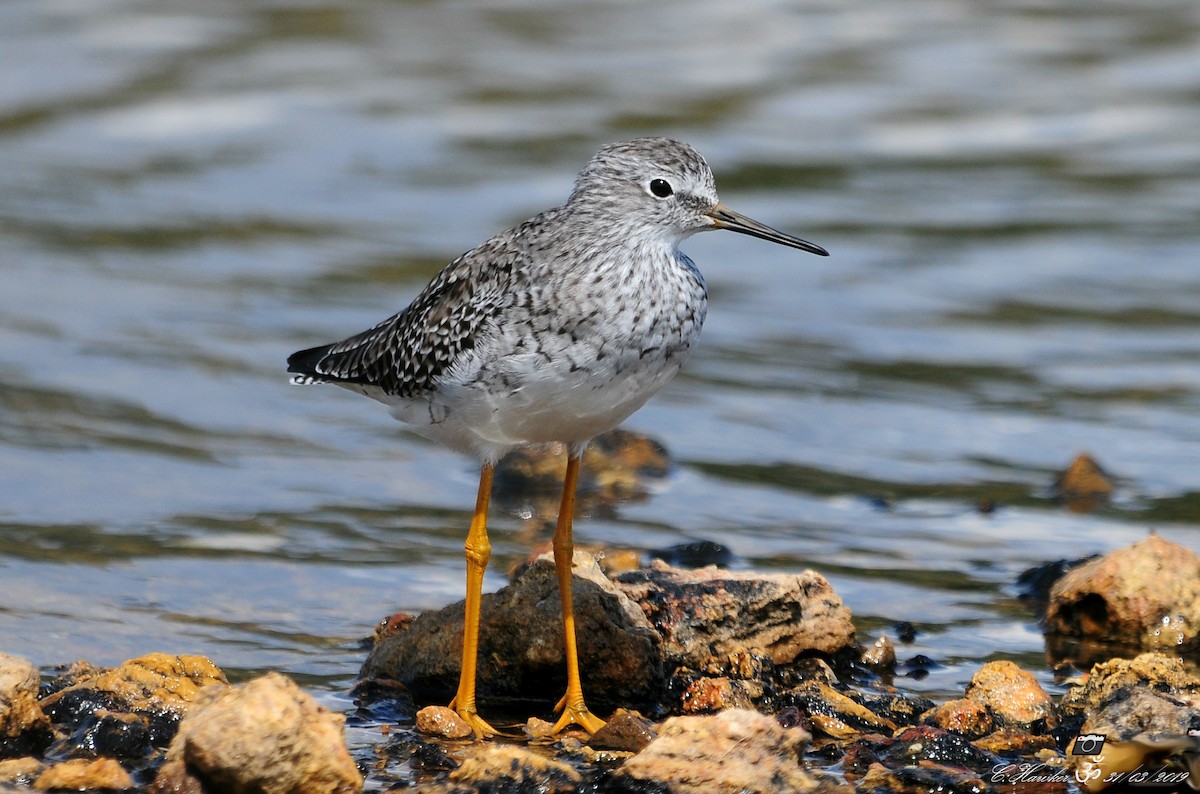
[287,344,337,385]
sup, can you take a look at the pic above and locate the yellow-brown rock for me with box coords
[151,672,361,794]
[964,660,1057,730]
[40,653,226,715]
[1053,452,1114,512]
[1045,535,1200,649]
[34,758,134,791]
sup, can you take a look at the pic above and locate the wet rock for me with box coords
[1058,651,1200,789]
[362,551,663,709]
[964,660,1057,731]
[1059,652,1200,718]
[615,560,856,668]
[0,653,51,757]
[922,698,994,739]
[861,635,896,669]
[1015,555,1099,614]
[446,744,581,793]
[33,757,134,791]
[0,757,42,785]
[850,692,934,729]
[842,725,1000,779]
[587,708,656,752]
[1044,535,1200,650]
[415,705,472,740]
[76,710,153,759]
[782,682,898,739]
[894,622,918,644]
[972,727,1057,756]
[1053,452,1114,512]
[678,676,759,714]
[151,672,361,794]
[610,708,844,793]
[41,654,227,717]
[856,761,986,794]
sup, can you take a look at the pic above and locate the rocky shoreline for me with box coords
[3,530,1200,792]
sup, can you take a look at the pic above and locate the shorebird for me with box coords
[288,137,828,737]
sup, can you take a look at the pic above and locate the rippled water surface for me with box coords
[3,0,1200,775]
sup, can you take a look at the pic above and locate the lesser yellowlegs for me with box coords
[287,137,828,737]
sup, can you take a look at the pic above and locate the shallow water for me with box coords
[2,0,1199,781]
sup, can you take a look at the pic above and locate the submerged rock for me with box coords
[447,744,581,793]
[610,708,847,793]
[151,672,361,794]
[1045,535,1200,650]
[1052,452,1114,512]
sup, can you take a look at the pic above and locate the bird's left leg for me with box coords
[549,452,607,734]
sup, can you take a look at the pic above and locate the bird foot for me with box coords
[551,694,607,734]
[448,698,499,739]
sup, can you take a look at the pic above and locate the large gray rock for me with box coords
[362,552,664,709]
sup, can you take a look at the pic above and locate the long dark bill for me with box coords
[707,203,829,256]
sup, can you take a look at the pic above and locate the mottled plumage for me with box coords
[286,137,827,737]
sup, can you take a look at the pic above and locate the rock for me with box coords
[861,635,896,669]
[415,705,472,740]
[1053,452,1114,512]
[587,708,656,752]
[447,744,580,793]
[922,698,994,739]
[856,761,986,794]
[678,676,760,714]
[972,728,1057,756]
[615,560,856,667]
[362,551,663,709]
[77,710,153,759]
[40,654,227,716]
[1044,535,1200,650]
[782,682,898,739]
[842,725,1000,780]
[0,757,42,785]
[1059,652,1200,718]
[1081,686,1198,739]
[0,653,51,756]
[964,660,1057,731]
[33,757,134,791]
[611,709,844,793]
[151,672,361,794]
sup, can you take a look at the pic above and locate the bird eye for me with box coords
[649,178,674,198]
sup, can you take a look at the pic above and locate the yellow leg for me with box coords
[550,454,607,734]
[448,463,499,738]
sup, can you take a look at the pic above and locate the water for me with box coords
[2,0,1199,765]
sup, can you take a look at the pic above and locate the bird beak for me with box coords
[706,203,829,256]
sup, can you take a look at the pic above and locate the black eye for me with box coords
[649,178,673,198]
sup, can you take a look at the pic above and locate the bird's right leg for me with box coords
[448,462,498,738]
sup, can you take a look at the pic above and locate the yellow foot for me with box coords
[550,697,607,734]
[448,699,499,739]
